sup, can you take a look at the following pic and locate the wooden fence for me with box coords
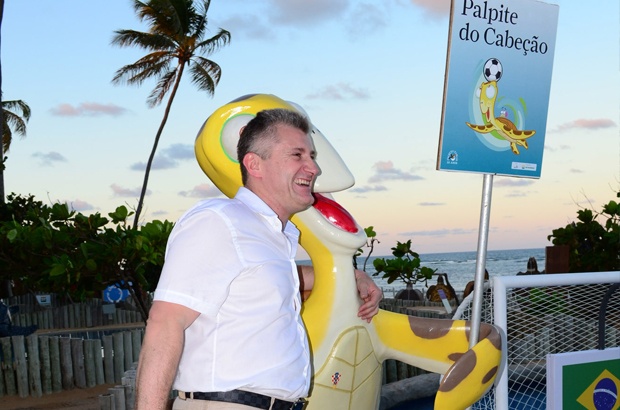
[4,293,143,330]
[0,297,452,409]
[0,329,143,399]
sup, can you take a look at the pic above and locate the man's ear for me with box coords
[242,152,262,179]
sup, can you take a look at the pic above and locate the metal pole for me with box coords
[469,173,493,347]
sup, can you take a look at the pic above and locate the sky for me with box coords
[2,0,619,257]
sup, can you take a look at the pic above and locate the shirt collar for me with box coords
[234,187,298,234]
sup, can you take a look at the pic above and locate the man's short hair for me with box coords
[237,108,311,185]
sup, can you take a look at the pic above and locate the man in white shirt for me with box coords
[135,108,382,410]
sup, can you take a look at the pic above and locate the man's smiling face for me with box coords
[245,124,319,224]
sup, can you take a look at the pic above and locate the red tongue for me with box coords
[312,193,358,233]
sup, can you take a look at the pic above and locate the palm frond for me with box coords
[147,69,179,107]
[2,100,32,123]
[112,52,173,86]
[4,111,28,136]
[1,100,31,153]
[189,57,220,95]
[136,0,194,38]
[2,125,13,153]
[111,30,176,52]
[188,0,211,40]
[195,28,231,56]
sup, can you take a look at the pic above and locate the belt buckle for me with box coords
[291,398,307,410]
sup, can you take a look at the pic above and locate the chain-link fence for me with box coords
[454,271,620,410]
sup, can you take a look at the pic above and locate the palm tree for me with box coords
[0,99,31,202]
[112,0,231,229]
[0,0,5,204]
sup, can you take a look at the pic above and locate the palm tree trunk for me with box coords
[0,0,5,205]
[0,0,12,299]
[132,64,186,229]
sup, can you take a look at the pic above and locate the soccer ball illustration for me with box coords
[483,58,503,82]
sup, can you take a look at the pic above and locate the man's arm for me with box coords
[297,265,314,301]
[354,269,382,322]
[297,265,382,322]
[135,301,200,410]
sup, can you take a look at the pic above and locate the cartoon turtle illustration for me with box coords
[466,59,536,154]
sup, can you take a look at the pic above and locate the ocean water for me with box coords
[356,247,546,294]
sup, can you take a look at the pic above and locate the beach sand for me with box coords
[1,384,116,410]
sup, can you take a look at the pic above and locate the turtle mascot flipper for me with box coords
[195,94,503,410]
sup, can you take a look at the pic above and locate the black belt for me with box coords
[178,389,306,410]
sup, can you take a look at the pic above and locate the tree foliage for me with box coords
[2,99,31,153]
[372,239,436,286]
[111,0,230,228]
[1,99,31,203]
[547,193,620,272]
[0,194,173,321]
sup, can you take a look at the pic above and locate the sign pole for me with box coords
[469,173,493,348]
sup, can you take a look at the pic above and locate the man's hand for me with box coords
[355,269,383,322]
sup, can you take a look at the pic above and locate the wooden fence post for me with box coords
[86,304,93,328]
[39,335,52,395]
[131,329,142,362]
[0,356,4,397]
[113,333,125,383]
[0,337,16,396]
[84,339,97,388]
[59,337,74,390]
[71,339,87,389]
[103,335,115,384]
[49,336,63,393]
[99,393,115,410]
[27,333,43,397]
[12,335,29,398]
[110,385,127,410]
[123,367,137,410]
[93,338,105,385]
[123,332,133,371]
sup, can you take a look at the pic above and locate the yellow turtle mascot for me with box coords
[195,94,502,410]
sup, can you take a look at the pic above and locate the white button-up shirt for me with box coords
[154,187,310,400]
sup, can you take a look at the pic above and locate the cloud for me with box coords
[32,151,67,166]
[111,184,148,198]
[418,202,445,206]
[178,184,223,198]
[544,144,570,152]
[504,191,530,198]
[267,0,349,25]
[221,0,390,40]
[306,83,370,100]
[368,161,423,183]
[161,144,195,160]
[50,102,127,117]
[493,178,535,187]
[346,3,389,37]
[551,118,617,133]
[348,185,387,193]
[409,0,450,17]
[65,199,95,212]
[218,15,276,40]
[402,227,475,237]
[130,143,194,171]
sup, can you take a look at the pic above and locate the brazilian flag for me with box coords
[562,359,620,410]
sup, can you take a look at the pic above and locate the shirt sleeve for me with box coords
[154,207,242,316]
